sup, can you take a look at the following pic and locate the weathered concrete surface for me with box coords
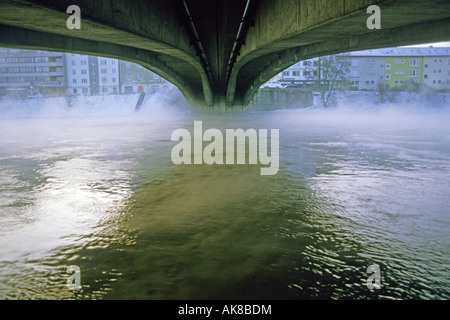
[0,0,449,109]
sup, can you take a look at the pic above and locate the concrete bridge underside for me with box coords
[0,0,449,109]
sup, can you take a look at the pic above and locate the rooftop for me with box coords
[347,47,450,57]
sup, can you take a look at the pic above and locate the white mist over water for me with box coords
[0,91,449,299]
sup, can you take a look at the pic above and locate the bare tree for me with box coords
[307,54,351,107]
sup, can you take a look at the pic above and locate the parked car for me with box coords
[263,82,283,88]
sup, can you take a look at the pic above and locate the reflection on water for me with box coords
[0,106,449,299]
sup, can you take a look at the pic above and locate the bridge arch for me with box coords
[1,0,450,109]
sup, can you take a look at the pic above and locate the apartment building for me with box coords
[423,49,450,89]
[119,60,164,94]
[65,53,92,95]
[279,47,450,91]
[278,58,319,86]
[0,48,65,98]
[347,54,385,90]
[97,56,120,94]
[65,54,120,95]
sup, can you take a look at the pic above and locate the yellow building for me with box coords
[384,56,424,87]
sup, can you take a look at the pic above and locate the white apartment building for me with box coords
[65,54,120,95]
[347,54,386,91]
[278,58,320,86]
[65,53,91,95]
[98,57,120,94]
[423,54,450,89]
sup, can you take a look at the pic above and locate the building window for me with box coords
[395,80,399,84]
[81,70,87,74]
[82,79,88,83]
[424,75,428,79]
[100,60,107,65]
[113,87,117,93]
[111,60,116,65]
[401,59,405,64]
[126,74,131,80]
[395,70,399,74]
[400,70,404,75]
[102,88,108,93]
[425,64,428,68]
[386,64,391,70]
[282,71,289,76]
[350,70,360,77]
[138,73,143,80]
[73,79,77,83]
[351,59,360,67]
[82,88,88,94]
[410,59,419,66]
[385,74,391,80]
[112,77,116,83]
[81,61,87,65]
[292,71,300,76]
[409,70,419,77]
[72,61,76,66]
[102,77,107,83]
[73,89,77,94]
[101,69,107,74]
[18,57,34,63]
[395,59,400,64]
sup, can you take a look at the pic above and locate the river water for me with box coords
[0,101,449,300]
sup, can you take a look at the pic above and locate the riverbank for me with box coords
[0,89,448,117]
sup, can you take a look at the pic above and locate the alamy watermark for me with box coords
[171,121,279,176]
[66,5,81,30]
[67,265,81,290]
[366,264,381,290]
[367,5,381,30]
